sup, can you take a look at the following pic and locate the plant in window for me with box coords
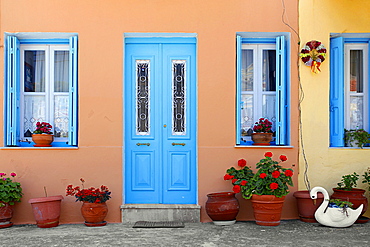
[33,122,53,134]
[251,118,273,145]
[344,129,370,148]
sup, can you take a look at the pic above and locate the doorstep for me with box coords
[120,204,201,223]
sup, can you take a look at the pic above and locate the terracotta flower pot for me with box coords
[81,202,108,227]
[293,190,324,223]
[331,188,369,223]
[251,194,285,226]
[251,133,273,145]
[28,195,63,228]
[32,134,54,147]
[0,202,14,228]
[205,192,239,225]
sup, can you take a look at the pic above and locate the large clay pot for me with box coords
[32,134,54,147]
[81,202,108,227]
[251,194,285,226]
[28,195,63,228]
[205,192,239,225]
[251,133,273,145]
[331,188,368,223]
[0,202,14,228]
[293,190,324,223]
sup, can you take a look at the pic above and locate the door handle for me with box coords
[136,143,150,146]
[172,142,186,146]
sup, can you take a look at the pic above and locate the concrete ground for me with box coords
[1,220,369,247]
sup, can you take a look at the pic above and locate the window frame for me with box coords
[330,35,370,147]
[236,33,290,146]
[4,33,78,147]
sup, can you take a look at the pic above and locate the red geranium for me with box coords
[270,183,279,190]
[285,170,293,177]
[66,178,111,203]
[259,173,267,179]
[279,155,288,162]
[224,174,234,180]
[238,159,247,168]
[272,171,280,178]
[233,185,241,193]
[240,180,247,186]
[232,179,238,183]
[265,152,273,158]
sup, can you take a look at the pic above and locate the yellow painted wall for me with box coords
[298,0,370,215]
[1,0,299,224]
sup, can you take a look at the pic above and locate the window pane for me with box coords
[54,51,69,92]
[172,60,186,135]
[54,95,69,137]
[262,50,276,92]
[350,50,363,93]
[349,96,363,129]
[241,50,253,91]
[262,94,276,132]
[23,95,46,137]
[241,94,253,136]
[136,60,150,135]
[24,51,45,92]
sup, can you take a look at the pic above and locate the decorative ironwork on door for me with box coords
[136,60,150,135]
[172,60,186,135]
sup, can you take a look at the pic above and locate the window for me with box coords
[4,34,78,147]
[236,33,290,146]
[330,36,369,147]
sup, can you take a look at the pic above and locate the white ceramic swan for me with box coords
[310,186,363,228]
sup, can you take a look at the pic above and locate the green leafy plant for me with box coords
[362,167,370,191]
[0,172,23,207]
[336,172,359,191]
[66,178,111,203]
[328,199,353,209]
[344,129,370,148]
[225,152,294,199]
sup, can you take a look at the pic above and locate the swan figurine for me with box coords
[310,186,363,228]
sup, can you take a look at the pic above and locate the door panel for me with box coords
[125,39,197,204]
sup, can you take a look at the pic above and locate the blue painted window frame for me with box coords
[236,34,290,146]
[4,35,78,147]
[329,36,370,147]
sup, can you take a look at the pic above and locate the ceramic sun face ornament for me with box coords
[310,186,363,228]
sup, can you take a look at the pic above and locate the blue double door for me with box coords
[124,37,197,204]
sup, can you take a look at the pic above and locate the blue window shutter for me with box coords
[236,35,242,145]
[275,36,287,145]
[5,36,20,146]
[68,36,78,146]
[329,37,344,147]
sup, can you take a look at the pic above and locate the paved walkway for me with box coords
[1,220,370,246]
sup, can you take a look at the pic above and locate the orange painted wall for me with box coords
[0,0,299,224]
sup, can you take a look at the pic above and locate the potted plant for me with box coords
[205,159,253,225]
[0,172,23,229]
[251,118,273,145]
[28,187,64,228]
[331,172,368,223]
[344,129,370,148]
[225,152,294,226]
[32,122,54,147]
[66,178,111,227]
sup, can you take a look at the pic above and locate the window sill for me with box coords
[329,147,370,150]
[1,147,79,150]
[234,145,294,148]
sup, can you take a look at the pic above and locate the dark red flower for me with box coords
[224,174,234,180]
[238,159,247,168]
[272,171,280,178]
[240,180,247,186]
[270,183,278,190]
[285,170,293,177]
[265,152,273,158]
[232,179,238,184]
[279,155,288,162]
[233,185,241,193]
[259,173,267,179]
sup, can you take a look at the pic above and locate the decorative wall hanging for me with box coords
[300,40,326,73]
